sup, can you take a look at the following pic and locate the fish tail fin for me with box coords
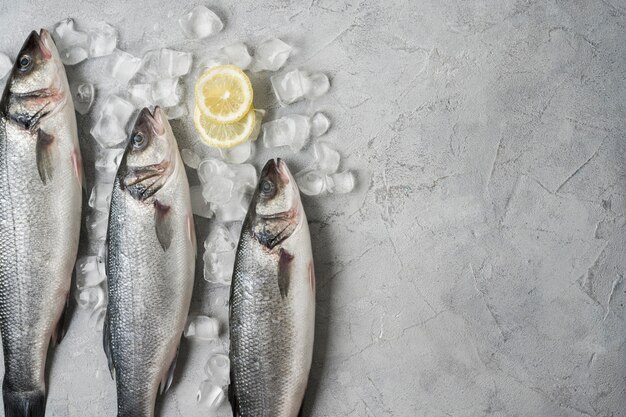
[2,388,46,417]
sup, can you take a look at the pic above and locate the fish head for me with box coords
[250,158,302,249]
[118,107,177,201]
[1,30,65,127]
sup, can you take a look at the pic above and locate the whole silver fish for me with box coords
[0,30,83,417]
[104,107,195,417]
[230,159,316,417]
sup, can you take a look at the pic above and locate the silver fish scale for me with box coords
[230,227,301,417]
[0,107,81,394]
[106,174,193,417]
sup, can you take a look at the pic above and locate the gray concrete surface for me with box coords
[0,0,625,416]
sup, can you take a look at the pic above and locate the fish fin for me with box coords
[158,346,179,395]
[2,388,46,417]
[103,311,115,380]
[36,129,56,184]
[278,248,294,298]
[71,147,85,189]
[51,292,71,346]
[228,367,240,417]
[154,200,172,251]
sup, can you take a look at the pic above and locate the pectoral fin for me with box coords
[278,248,294,298]
[36,130,56,184]
[50,292,70,346]
[159,346,179,395]
[154,200,172,251]
[103,311,115,379]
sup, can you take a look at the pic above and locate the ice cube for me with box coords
[60,47,88,66]
[198,53,230,72]
[181,149,201,169]
[151,78,181,107]
[138,49,161,80]
[53,19,88,64]
[205,224,236,253]
[202,176,234,205]
[164,104,187,120]
[271,69,308,105]
[77,285,105,310]
[184,315,220,340]
[190,185,214,218]
[88,22,117,58]
[179,5,223,39]
[229,164,257,190]
[312,142,340,174]
[251,38,292,72]
[89,306,106,330]
[262,118,296,148]
[76,256,106,289]
[248,109,265,141]
[108,50,142,85]
[128,83,153,108]
[90,95,135,147]
[285,114,311,152]
[160,49,193,77]
[327,170,355,194]
[295,168,327,196]
[86,210,108,240]
[310,112,330,137]
[203,249,236,284]
[304,72,330,99]
[205,353,230,386]
[219,141,253,164]
[215,191,250,223]
[198,158,229,184]
[0,53,12,79]
[228,222,243,243]
[221,42,252,70]
[197,381,226,409]
[71,82,95,115]
[88,183,112,212]
[95,148,124,180]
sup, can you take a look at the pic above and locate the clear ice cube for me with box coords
[90,95,134,147]
[204,224,236,253]
[86,210,108,240]
[198,53,229,72]
[179,5,223,39]
[164,104,187,120]
[310,112,330,137]
[77,285,105,310]
[198,158,229,184]
[60,46,88,66]
[219,141,253,164]
[221,42,252,70]
[88,183,112,212]
[0,53,11,79]
[251,38,292,72]
[312,142,340,174]
[327,170,355,194]
[181,149,201,169]
[71,82,95,115]
[160,49,193,77]
[95,148,124,180]
[76,256,106,289]
[271,69,308,105]
[262,118,296,148]
[204,249,236,284]
[88,22,117,58]
[229,164,257,190]
[215,191,250,223]
[285,114,311,152]
[184,315,220,340]
[205,353,230,386]
[89,306,106,330]
[197,381,226,409]
[295,168,327,196]
[202,176,234,205]
[304,72,330,99]
[128,83,153,108]
[151,78,181,107]
[108,50,141,85]
[190,185,214,219]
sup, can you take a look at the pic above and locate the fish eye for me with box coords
[18,55,33,72]
[260,180,276,198]
[131,132,147,150]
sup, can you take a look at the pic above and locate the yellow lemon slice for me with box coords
[194,105,256,149]
[195,65,253,124]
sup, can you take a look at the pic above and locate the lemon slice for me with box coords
[195,65,253,124]
[194,105,256,149]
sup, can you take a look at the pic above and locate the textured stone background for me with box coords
[0,0,625,416]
